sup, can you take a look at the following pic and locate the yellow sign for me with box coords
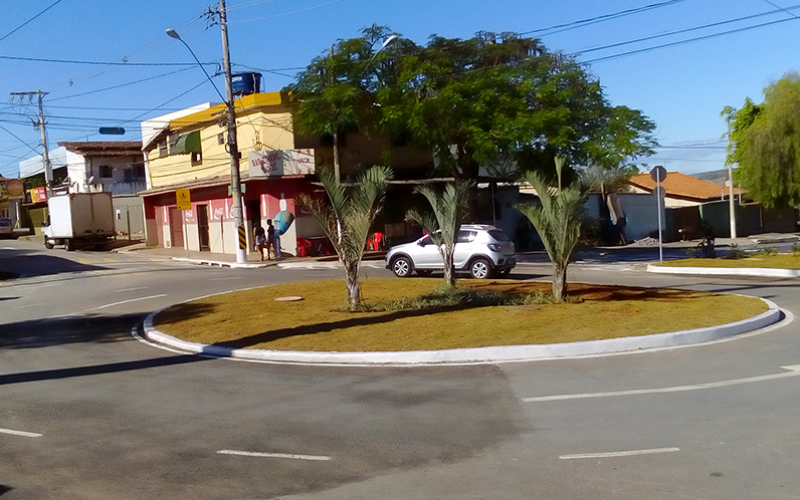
[176,189,191,210]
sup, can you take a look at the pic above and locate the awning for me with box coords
[171,131,202,154]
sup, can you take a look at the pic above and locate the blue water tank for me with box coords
[231,72,262,96]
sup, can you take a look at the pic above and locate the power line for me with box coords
[48,67,197,102]
[582,15,800,63]
[230,0,345,23]
[0,54,218,67]
[518,0,689,36]
[573,4,800,56]
[0,0,65,43]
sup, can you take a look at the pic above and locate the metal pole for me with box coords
[218,0,247,263]
[37,92,53,198]
[657,176,663,263]
[126,209,132,241]
[727,161,737,239]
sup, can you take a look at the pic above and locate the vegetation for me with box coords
[723,72,800,208]
[296,165,393,310]
[154,279,768,352]
[515,159,588,303]
[405,181,474,287]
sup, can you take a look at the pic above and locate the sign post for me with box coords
[651,166,667,263]
[176,189,191,257]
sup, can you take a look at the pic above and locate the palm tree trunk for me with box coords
[552,264,567,303]
[345,260,361,310]
[443,249,456,287]
[333,131,341,183]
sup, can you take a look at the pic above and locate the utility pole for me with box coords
[725,121,737,239]
[218,0,247,263]
[11,90,51,197]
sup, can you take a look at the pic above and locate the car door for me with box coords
[412,235,443,269]
[453,230,477,269]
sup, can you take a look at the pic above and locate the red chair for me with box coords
[296,238,313,257]
[367,232,383,251]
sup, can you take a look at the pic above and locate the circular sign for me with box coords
[653,186,666,198]
[650,166,667,183]
[5,178,23,197]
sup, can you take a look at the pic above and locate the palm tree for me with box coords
[515,160,588,303]
[405,181,473,287]
[297,165,393,310]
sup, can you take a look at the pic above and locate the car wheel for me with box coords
[44,240,54,250]
[497,268,511,278]
[470,258,493,279]
[65,239,75,252]
[416,269,433,277]
[392,256,413,277]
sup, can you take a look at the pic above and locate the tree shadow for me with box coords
[0,247,107,279]
[0,485,12,497]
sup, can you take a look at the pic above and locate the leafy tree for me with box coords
[287,29,657,197]
[297,165,393,310]
[722,73,800,208]
[405,181,474,287]
[515,158,588,303]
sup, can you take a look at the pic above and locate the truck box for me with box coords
[45,193,115,250]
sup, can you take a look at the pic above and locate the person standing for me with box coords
[267,219,280,260]
[253,223,268,261]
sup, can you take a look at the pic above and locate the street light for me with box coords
[167,7,247,264]
[164,29,225,103]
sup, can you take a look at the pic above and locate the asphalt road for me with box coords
[1,239,799,499]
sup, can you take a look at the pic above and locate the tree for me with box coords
[405,181,474,287]
[515,159,588,303]
[722,73,800,208]
[297,165,393,310]
[287,29,657,202]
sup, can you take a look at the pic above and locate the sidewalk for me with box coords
[114,242,386,269]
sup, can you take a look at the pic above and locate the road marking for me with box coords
[78,258,92,264]
[103,258,118,262]
[560,447,679,460]
[0,427,42,438]
[217,450,332,461]
[115,286,149,293]
[523,365,800,403]
[93,294,166,310]
[210,277,241,281]
[12,302,43,309]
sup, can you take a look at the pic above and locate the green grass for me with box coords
[657,254,800,269]
[154,279,768,352]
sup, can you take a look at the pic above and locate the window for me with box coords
[123,169,133,183]
[456,231,477,243]
[98,165,113,179]
[133,165,145,178]
[191,151,203,166]
[488,230,510,242]
[158,139,167,157]
[217,133,225,145]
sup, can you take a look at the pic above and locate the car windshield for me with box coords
[488,230,510,242]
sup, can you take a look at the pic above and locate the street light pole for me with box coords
[167,0,246,263]
[217,0,247,264]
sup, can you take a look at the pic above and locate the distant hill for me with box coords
[691,169,730,186]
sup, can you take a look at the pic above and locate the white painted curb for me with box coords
[171,257,269,269]
[648,264,800,278]
[141,295,782,366]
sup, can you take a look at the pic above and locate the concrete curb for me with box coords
[141,292,782,366]
[277,261,385,270]
[170,257,272,269]
[647,263,800,278]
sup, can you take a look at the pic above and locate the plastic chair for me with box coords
[367,232,383,251]
[296,238,313,257]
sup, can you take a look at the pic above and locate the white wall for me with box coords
[616,193,664,241]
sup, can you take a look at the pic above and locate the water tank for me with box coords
[231,72,262,96]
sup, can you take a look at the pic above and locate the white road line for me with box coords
[12,302,43,309]
[115,286,149,293]
[217,449,332,461]
[560,447,679,460]
[0,427,43,438]
[523,365,800,403]
[93,294,166,310]
[210,277,241,281]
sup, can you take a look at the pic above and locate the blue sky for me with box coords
[1,0,799,178]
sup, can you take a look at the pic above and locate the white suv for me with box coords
[385,224,516,279]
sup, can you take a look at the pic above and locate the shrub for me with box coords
[728,243,746,259]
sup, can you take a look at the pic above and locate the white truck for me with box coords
[44,193,115,251]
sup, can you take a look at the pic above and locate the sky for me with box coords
[1,0,799,178]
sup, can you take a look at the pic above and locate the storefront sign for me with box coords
[248,149,315,179]
[6,179,23,198]
[30,186,47,203]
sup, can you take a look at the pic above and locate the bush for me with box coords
[758,246,779,256]
[792,243,800,257]
[728,243,746,259]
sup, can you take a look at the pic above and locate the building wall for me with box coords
[615,193,663,241]
[112,195,145,237]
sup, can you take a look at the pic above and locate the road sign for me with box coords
[99,127,125,135]
[653,186,666,198]
[650,165,667,183]
[176,189,191,210]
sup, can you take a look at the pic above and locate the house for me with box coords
[139,89,434,256]
[628,171,743,207]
